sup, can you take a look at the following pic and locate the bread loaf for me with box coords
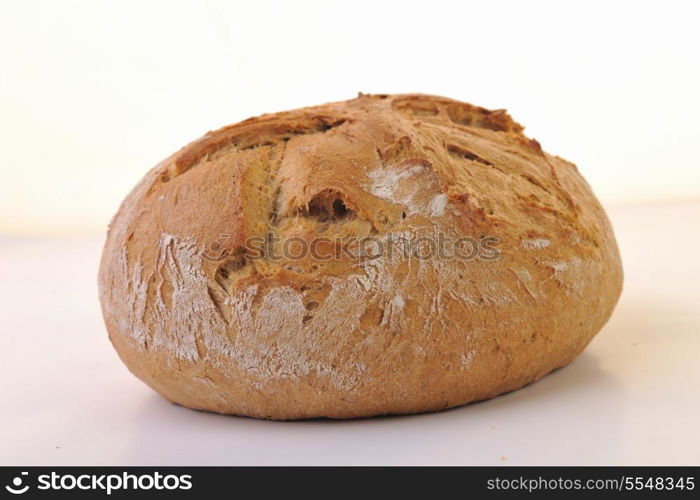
[98,94,623,419]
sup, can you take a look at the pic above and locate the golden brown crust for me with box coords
[98,93,623,419]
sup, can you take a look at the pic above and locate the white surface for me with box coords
[2,0,700,235]
[1,201,699,466]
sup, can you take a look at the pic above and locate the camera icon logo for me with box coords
[5,472,29,494]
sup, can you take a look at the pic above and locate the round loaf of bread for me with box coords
[98,94,623,419]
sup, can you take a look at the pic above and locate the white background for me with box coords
[0,0,699,466]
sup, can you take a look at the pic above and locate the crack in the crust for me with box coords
[541,155,578,211]
[206,141,288,329]
[214,250,248,292]
[422,122,563,211]
[516,165,577,214]
[299,190,356,222]
[162,117,346,183]
[207,285,231,326]
[519,172,551,196]
[447,144,494,166]
[268,140,287,226]
[268,185,281,225]
[208,247,249,333]
[518,195,602,250]
[447,107,518,132]
[447,143,577,217]
[391,96,523,133]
